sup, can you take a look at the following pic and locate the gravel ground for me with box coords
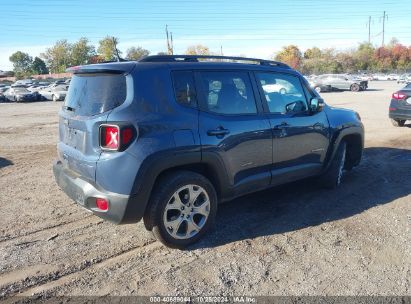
[0,81,410,299]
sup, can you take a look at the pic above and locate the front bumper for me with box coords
[53,160,139,224]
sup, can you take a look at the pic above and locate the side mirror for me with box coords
[310,98,324,112]
[285,100,306,114]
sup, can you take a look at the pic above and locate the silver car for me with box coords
[311,74,368,92]
[39,85,68,101]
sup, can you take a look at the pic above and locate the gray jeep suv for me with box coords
[53,55,364,248]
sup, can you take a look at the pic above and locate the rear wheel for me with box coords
[145,171,218,249]
[320,141,346,189]
[391,119,406,127]
[350,84,360,92]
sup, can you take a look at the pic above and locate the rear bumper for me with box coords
[53,160,145,224]
[389,108,411,121]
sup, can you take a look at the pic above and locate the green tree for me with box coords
[185,44,210,55]
[9,51,33,77]
[274,45,302,69]
[126,46,150,60]
[353,42,375,71]
[304,47,322,59]
[71,37,95,66]
[98,36,121,61]
[31,57,48,74]
[41,40,72,73]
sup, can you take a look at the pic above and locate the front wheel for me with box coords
[391,119,406,127]
[350,84,360,92]
[144,171,218,249]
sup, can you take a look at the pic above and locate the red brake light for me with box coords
[100,125,135,151]
[392,92,406,100]
[95,198,109,211]
[121,128,133,145]
[101,125,119,150]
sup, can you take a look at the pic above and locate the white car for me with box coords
[373,74,389,81]
[387,74,399,80]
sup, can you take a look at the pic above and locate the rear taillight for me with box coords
[392,92,406,100]
[100,124,135,151]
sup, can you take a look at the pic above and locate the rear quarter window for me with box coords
[64,73,127,116]
[171,71,197,107]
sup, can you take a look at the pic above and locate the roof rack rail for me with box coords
[139,55,290,68]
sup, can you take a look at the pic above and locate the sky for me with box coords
[1,0,411,70]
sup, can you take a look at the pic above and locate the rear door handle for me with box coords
[207,127,230,137]
[273,122,289,130]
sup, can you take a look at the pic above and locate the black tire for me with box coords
[144,171,218,249]
[320,141,346,189]
[350,84,360,92]
[391,119,405,127]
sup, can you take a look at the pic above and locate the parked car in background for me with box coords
[3,86,38,102]
[356,74,373,81]
[387,74,399,80]
[311,74,368,92]
[27,84,47,93]
[13,79,34,86]
[0,86,10,94]
[389,83,411,127]
[397,74,411,84]
[373,73,389,81]
[39,84,68,101]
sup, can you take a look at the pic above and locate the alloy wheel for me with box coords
[162,184,210,240]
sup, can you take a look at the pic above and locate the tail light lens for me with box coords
[392,92,406,100]
[95,198,109,211]
[100,124,136,151]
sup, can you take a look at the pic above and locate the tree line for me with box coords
[8,36,411,79]
[275,38,411,74]
[9,36,151,78]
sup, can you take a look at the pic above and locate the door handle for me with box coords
[207,127,230,137]
[273,122,289,130]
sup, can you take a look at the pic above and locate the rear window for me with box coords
[64,73,126,116]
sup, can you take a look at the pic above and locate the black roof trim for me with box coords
[139,55,291,69]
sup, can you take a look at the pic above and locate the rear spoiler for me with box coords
[66,62,136,74]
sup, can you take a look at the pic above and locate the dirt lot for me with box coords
[0,81,410,299]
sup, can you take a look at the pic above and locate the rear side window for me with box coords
[172,71,197,107]
[199,71,257,114]
[64,73,126,116]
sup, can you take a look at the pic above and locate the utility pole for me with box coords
[382,11,387,46]
[166,25,174,55]
[368,16,371,44]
